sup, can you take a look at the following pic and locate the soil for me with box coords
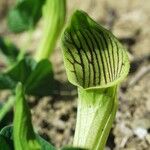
[0,0,150,150]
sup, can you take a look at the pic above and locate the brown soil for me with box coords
[0,0,150,149]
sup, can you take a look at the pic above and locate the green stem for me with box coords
[73,86,118,150]
[0,96,15,121]
[35,0,66,61]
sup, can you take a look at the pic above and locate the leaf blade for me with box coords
[0,125,14,150]
[14,83,41,150]
[25,59,55,96]
[7,0,45,32]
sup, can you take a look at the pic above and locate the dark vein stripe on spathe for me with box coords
[66,47,81,65]
[75,31,91,63]
[81,29,101,86]
[66,48,80,82]
[97,30,112,82]
[107,35,115,80]
[100,31,113,82]
[114,40,120,78]
[69,30,86,87]
[89,29,107,84]
[118,48,124,76]
[75,30,92,87]
[64,35,73,45]
[93,29,109,83]
[66,57,81,66]
[79,30,97,86]
[84,29,101,85]
[66,58,79,82]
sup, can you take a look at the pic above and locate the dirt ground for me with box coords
[0,0,150,150]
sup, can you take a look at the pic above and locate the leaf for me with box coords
[14,83,56,150]
[36,135,56,150]
[0,125,14,150]
[0,125,56,150]
[61,10,130,89]
[0,36,19,61]
[14,83,41,150]
[0,136,11,150]
[0,125,13,140]
[0,57,55,96]
[7,0,45,32]
[6,58,34,84]
[0,57,35,90]
[0,74,16,89]
[25,59,55,96]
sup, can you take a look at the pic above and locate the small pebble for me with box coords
[133,127,148,139]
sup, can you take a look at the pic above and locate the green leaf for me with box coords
[25,59,55,96]
[14,83,41,150]
[0,36,19,61]
[6,58,35,82]
[0,125,13,140]
[61,10,130,89]
[0,125,14,150]
[7,8,29,33]
[0,57,35,89]
[36,135,56,150]
[14,83,56,150]
[4,57,34,87]
[0,136,11,150]
[0,57,55,96]
[7,0,45,32]
[0,125,56,150]
[0,74,15,89]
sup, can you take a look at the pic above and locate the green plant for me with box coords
[7,0,45,33]
[0,1,130,149]
[0,0,66,122]
[0,0,84,149]
[0,83,86,150]
[61,10,130,149]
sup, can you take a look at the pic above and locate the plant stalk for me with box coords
[35,0,66,61]
[73,86,118,150]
